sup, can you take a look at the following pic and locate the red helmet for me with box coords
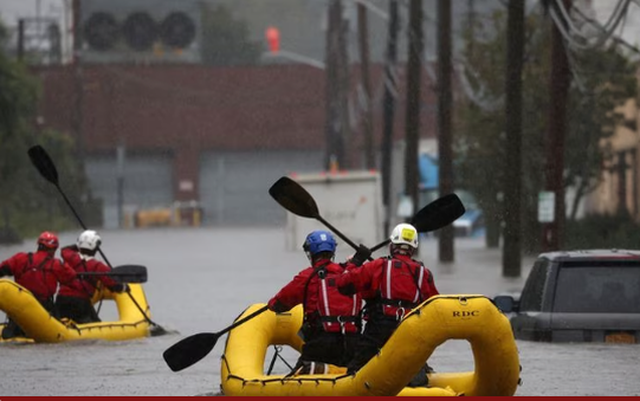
[37,231,59,250]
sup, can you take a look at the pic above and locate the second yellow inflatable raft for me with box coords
[220,294,521,396]
[0,279,151,343]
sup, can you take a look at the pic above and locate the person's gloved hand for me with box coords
[268,298,289,313]
[350,244,372,267]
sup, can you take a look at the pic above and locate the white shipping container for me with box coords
[285,170,384,256]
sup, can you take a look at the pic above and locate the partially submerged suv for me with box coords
[494,249,640,343]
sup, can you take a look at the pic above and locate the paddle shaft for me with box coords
[163,305,271,372]
[219,305,269,337]
[370,239,390,253]
[315,215,360,251]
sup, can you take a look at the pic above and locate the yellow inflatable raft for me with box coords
[0,279,151,343]
[220,294,520,396]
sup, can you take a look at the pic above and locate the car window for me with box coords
[552,261,640,313]
[519,260,549,311]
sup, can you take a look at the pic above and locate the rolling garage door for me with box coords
[85,153,173,229]
[199,150,324,226]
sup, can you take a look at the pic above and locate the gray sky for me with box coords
[1,0,640,57]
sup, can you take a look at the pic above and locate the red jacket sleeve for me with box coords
[422,267,439,298]
[336,258,381,294]
[0,252,28,277]
[52,259,77,285]
[61,246,82,268]
[268,268,312,312]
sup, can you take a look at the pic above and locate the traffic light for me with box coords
[265,26,280,53]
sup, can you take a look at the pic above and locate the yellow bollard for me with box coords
[193,208,201,227]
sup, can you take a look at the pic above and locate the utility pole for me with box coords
[358,3,375,170]
[17,19,25,61]
[503,0,525,277]
[405,0,423,228]
[467,0,475,54]
[337,0,351,168]
[72,0,85,162]
[381,0,399,234]
[48,23,63,64]
[325,0,342,170]
[437,0,454,262]
[542,0,571,251]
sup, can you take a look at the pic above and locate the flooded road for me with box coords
[1,228,639,396]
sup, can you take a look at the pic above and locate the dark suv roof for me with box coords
[537,249,640,262]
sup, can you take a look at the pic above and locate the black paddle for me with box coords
[269,176,465,254]
[370,193,465,252]
[76,264,148,284]
[268,176,362,250]
[163,305,269,372]
[27,145,168,336]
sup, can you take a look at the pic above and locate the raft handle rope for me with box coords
[266,345,294,375]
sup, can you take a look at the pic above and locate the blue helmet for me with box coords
[303,230,337,255]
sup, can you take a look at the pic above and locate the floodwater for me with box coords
[1,228,639,396]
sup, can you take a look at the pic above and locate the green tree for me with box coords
[200,5,262,66]
[0,20,89,243]
[455,8,637,253]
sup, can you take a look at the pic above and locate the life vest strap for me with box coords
[379,297,418,309]
[318,315,360,323]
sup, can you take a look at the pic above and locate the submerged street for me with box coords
[1,228,639,396]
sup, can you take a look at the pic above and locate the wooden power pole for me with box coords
[437,0,454,262]
[405,0,423,230]
[358,3,375,170]
[503,0,525,277]
[325,0,343,170]
[542,0,572,251]
[72,0,85,162]
[381,0,399,234]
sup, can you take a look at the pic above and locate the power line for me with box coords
[549,0,632,50]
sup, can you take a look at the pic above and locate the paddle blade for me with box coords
[163,332,219,372]
[112,264,148,283]
[28,145,59,185]
[110,264,148,283]
[76,265,148,283]
[269,176,320,218]
[411,193,465,233]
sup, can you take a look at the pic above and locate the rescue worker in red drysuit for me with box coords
[56,230,128,324]
[337,223,439,387]
[268,230,362,374]
[0,231,76,338]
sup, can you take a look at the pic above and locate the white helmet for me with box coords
[390,223,418,248]
[77,230,102,251]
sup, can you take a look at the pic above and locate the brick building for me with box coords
[34,63,438,227]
